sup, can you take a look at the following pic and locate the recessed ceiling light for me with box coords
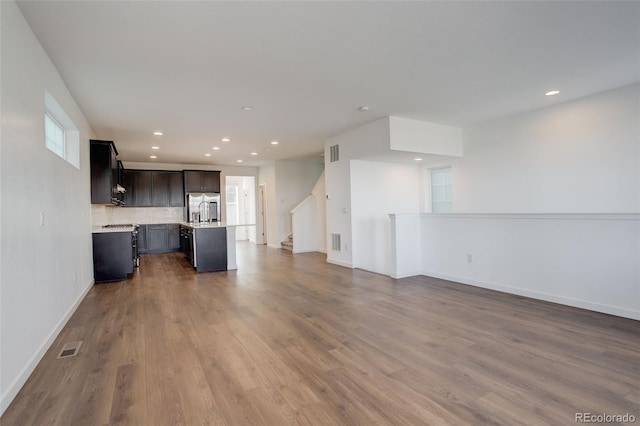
[153,131,163,136]
[236,159,244,163]
[545,90,560,96]
[359,105,370,112]
[221,138,230,142]
[270,141,279,145]
[151,146,159,150]
[212,146,220,150]
[205,153,212,157]
[414,158,423,161]
[150,155,157,159]
[250,152,258,156]
[241,106,252,111]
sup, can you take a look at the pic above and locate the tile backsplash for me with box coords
[91,205,184,226]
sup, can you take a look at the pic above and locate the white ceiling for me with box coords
[17,1,640,166]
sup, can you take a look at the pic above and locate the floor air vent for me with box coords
[57,341,82,359]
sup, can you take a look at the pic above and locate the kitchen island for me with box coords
[180,222,237,272]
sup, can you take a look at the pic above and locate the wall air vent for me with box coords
[331,233,341,251]
[330,144,339,162]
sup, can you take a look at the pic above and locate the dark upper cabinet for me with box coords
[124,170,184,207]
[184,170,221,193]
[151,172,169,206]
[122,170,135,206]
[168,172,184,207]
[90,140,120,204]
[134,171,152,207]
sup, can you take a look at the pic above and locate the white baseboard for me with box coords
[327,258,353,269]
[421,271,640,321]
[0,279,94,415]
[390,270,422,279]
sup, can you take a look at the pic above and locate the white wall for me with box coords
[351,160,420,275]
[420,213,639,319]
[1,1,94,413]
[449,84,640,213]
[271,160,324,245]
[389,116,463,156]
[325,118,391,267]
[389,84,640,320]
[258,163,277,247]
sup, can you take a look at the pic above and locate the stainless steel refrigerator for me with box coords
[186,193,221,222]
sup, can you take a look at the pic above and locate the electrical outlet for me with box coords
[467,254,473,263]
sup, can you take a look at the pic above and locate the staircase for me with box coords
[281,233,293,251]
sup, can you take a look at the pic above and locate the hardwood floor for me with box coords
[3,242,639,425]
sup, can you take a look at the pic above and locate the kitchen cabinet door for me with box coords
[137,225,148,253]
[202,172,220,192]
[134,171,152,206]
[184,171,203,192]
[122,170,135,207]
[148,224,168,251]
[168,172,184,206]
[184,170,221,193]
[90,140,119,204]
[151,172,169,206]
[168,224,181,250]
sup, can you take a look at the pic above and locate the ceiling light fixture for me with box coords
[414,158,423,161]
[153,131,163,136]
[241,106,253,111]
[545,90,560,96]
[205,153,211,157]
[236,159,244,163]
[221,138,230,142]
[212,146,220,150]
[150,155,157,159]
[270,141,279,145]
[359,105,370,112]
[250,152,258,156]
[151,146,159,150]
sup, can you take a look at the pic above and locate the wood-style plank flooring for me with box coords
[3,243,639,425]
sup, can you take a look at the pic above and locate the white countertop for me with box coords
[92,225,137,233]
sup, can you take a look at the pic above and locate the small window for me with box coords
[431,167,452,213]
[45,113,66,159]
[44,91,80,168]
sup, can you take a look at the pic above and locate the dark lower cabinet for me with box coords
[194,227,227,272]
[138,223,181,254]
[92,232,133,282]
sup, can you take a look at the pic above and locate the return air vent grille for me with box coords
[331,233,341,251]
[57,341,82,359]
[330,144,339,162]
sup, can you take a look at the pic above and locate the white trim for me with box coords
[421,271,640,321]
[327,258,353,268]
[390,270,422,279]
[267,243,281,249]
[422,212,640,221]
[0,279,94,415]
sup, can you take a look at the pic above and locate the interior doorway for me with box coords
[225,176,256,242]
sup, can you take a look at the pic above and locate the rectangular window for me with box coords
[45,113,66,159]
[44,91,80,168]
[431,166,452,213]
